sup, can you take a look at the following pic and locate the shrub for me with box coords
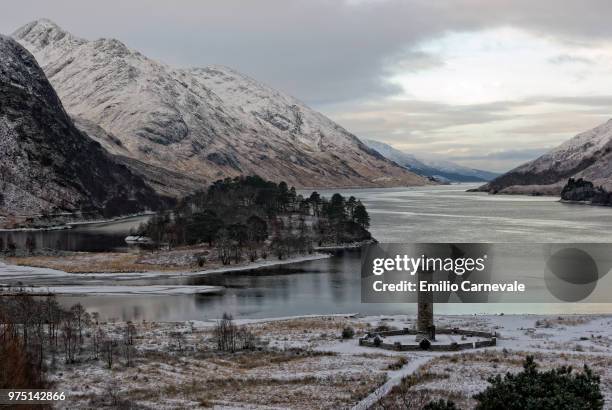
[374,322,392,332]
[387,356,408,370]
[474,356,604,410]
[341,326,355,339]
[423,399,459,410]
[214,313,238,352]
[196,255,206,267]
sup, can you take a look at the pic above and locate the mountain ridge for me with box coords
[12,19,430,193]
[0,34,167,217]
[362,139,499,182]
[476,119,612,195]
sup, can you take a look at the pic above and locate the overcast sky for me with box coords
[3,0,612,172]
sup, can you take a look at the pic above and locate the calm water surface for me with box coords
[319,184,612,243]
[6,185,612,320]
[0,214,151,252]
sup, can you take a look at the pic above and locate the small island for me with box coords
[560,178,612,206]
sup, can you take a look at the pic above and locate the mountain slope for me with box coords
[363,139,499,182]
[477,119,612,195]
[0,35,166,217]
[13,19,429,191]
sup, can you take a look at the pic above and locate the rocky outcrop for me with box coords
[0,35,167,217]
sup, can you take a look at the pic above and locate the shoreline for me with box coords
[169,312,610,327]
[2,239,369,275]
[314,239,376,252]
[13,284,225,296]
[0,252,333,281]
[464,189,612,209]
[559,199,612,207]
[0,211,156,232]
[176,252,332,277]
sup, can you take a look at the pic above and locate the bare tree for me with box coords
[216,229,232,265]
[102,337,116,369]
[246,241,258,262]
[121,323,137,367]
[170,331,186,352]
[60,318,78,364]
[92,326,104,361]
[238,326,257,350]
[70,303,90,345]
[214,313,238,352]
[44,296,63,351]
[25,234,36,254]
[122,342,135,367]
[124,322,136,346]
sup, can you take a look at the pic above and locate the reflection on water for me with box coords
[0,215,151,252]
[57,255,367,321]
[9,185,612,320]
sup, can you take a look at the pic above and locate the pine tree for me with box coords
[474,356,604,410]
[309,191,321,216]
[353,201,370,229]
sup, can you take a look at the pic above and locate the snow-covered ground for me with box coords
[344,314,612,409]
[48,313,612,409]
[0,260,67,279]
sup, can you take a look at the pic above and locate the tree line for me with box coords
[561,178,612,206]
[0,290,262,394]
[139,175,372,264]
[0,290,140,390]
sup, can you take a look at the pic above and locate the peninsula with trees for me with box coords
[142,175,371,259]
[6,176,373,273]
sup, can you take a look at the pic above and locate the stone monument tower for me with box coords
[416,265,435,341]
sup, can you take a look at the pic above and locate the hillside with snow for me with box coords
[12,19,429,192]
[478,119,612,194]
[0,35,166,217]
[363,139,499,182]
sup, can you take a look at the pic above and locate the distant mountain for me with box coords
[12,19,429,193]
[0,35,166,217]
[476,119,612,195]
[363,139,499,182]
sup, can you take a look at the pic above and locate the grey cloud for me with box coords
[4,1,612,106]
[329,95,611,172]
[449,148,549,161]
[2,0,612,173]
[384,50,445,73]
[542,95,612,107]
[548,54,594,65]
[326,98,531,140]
[0,0,455,104]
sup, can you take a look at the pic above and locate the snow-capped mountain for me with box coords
[0,35,166,217]
[363,139,499,182]
[12,19,428,193]
[478,119,612,194]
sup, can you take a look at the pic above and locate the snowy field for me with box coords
[47,313,612,409]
